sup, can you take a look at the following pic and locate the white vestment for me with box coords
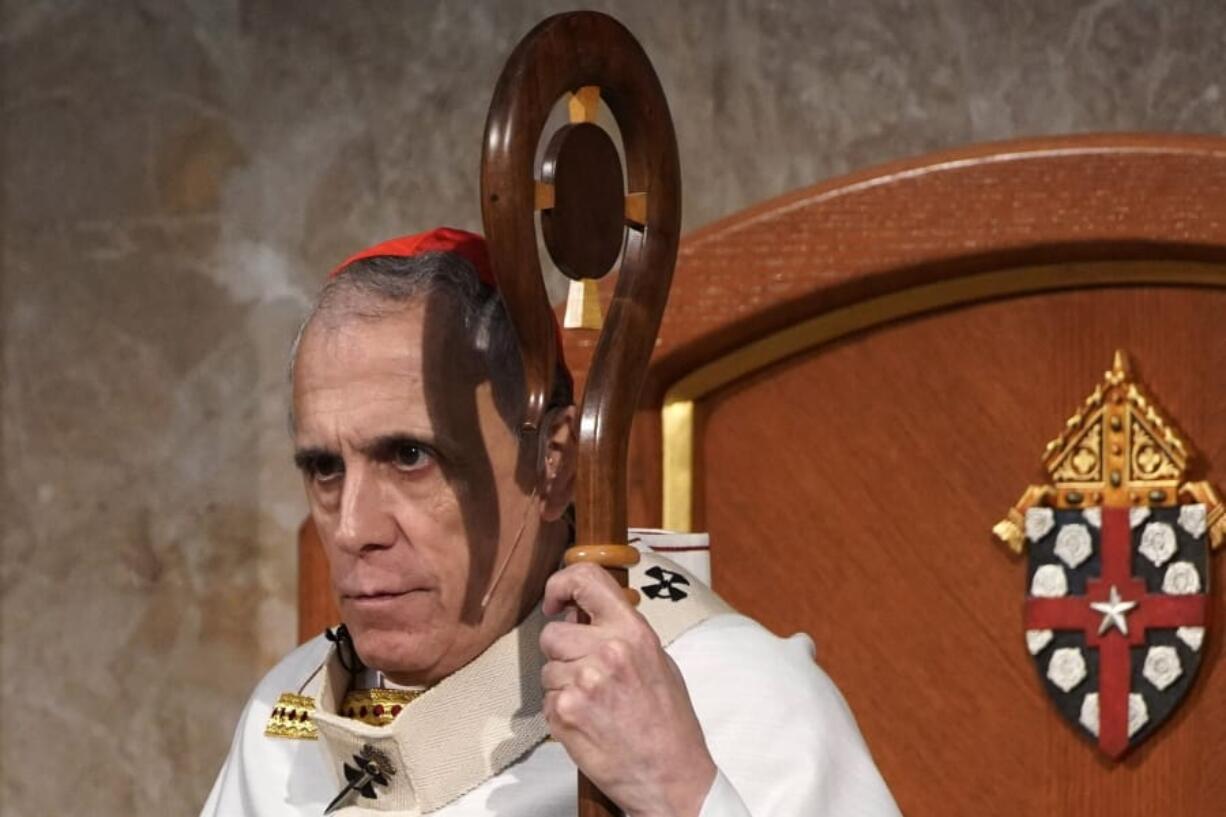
[202,537,899,817]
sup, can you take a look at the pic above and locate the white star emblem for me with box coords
[1090,585,1138,636]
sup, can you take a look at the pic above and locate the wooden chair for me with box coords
[568,132,1226,816]
[302,133,1226,815]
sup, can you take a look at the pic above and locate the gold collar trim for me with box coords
[338,688,424,727]
[264,688,425,739]
[265,693,317,739]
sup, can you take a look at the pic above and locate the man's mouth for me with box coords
[342,589,426,606]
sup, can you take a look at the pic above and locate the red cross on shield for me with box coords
[1022,504,1209,758]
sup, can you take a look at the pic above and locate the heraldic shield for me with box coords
[994,352,1224,760]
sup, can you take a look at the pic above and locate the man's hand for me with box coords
[540,562,718,817]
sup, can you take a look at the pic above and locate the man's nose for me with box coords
[332,465,397,555]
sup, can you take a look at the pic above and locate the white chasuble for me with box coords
[202,539,900,817]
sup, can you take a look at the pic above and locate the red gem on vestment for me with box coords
[359,706,368,717]
[373,705,384,717]
[391,705,402,716]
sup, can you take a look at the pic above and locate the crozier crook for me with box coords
[480,12,681,817]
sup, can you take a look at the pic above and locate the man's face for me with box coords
[292,294,550,684]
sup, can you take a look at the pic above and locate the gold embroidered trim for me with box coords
[338,688,423,727]
[265,693,318,740]
[265,689,426,739]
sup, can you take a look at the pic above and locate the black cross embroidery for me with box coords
[325,744,395,814]
[341,755,387,800]
[642,565,690,602]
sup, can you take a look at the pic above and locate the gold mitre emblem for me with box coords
[994,350,1225,554]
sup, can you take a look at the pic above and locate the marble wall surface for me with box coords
[2,0,1224,813]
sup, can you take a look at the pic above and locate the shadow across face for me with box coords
[293,287,549,683]
[416,289,540,626]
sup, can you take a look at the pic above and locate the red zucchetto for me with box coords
[330,227,569,387]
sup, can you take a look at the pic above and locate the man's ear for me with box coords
[538,405,577,521]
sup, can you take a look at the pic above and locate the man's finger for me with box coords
[539,620,605,662]
[540,658,590,691]
[542,561,636,625]
[540,660,569,691]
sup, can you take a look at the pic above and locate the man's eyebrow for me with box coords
[293,446,338,470]
[356,432,446,459]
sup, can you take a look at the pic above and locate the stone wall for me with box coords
[2,1,1224,813]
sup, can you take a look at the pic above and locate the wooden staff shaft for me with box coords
[481,13,681,817]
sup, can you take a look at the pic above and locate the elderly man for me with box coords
[203,228,899,817]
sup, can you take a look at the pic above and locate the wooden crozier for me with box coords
[481,12,681,817]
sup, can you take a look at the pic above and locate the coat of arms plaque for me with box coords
[994,352,1223,759]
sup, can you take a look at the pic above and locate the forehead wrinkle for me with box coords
[294,369,429,434]
[299,297,486,385]
[296,310,426,391]
[293,288,507,416]
[292,301,490,463]
[294,328,425,446]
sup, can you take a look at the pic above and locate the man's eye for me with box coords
[392,442,432,472]
[310,456,344,484]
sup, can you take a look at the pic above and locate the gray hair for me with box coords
[288,251,572,432]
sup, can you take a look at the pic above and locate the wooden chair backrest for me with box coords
[563,133,1226,817]
[300,133,1226,815]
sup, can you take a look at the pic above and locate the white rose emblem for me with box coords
[1079,692,1099,736]
[1179,504,1207,538]
[1128,693,1148,737]
[1025,629,1053,655]
[1025,507,1055,542]
[1054,524,1093,568]
[1176,626,1205,651]
[1138,522,1177,567]
[1047,647,1087,693]
[1030,564,1068,598]
[1162,562,1201,595]
[1142,645,1182,691]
